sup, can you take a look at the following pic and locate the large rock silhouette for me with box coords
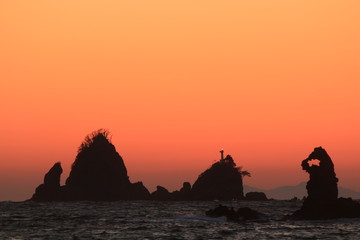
[191,154,248,200]
[301,146,338,202]
[31,129,150,201]
[64,130,131,200]
[31,162,63,201]
[291,147,360,219]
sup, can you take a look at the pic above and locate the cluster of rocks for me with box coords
[31,129,262,202]
[31,130,360,221]
[207,147,360,222]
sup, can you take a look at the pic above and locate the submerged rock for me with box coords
[245,192,268,201]
[290,147,360,219]
[191,154,248,200]
[31,162,63,201]
[206,204,262,221]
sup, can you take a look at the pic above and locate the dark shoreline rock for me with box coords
[291,197,360,220]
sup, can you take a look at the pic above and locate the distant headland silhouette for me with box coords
[31,129,254,201]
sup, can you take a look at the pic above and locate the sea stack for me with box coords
[31,129,150,201]
[64,129,132,200]
[291,147,360,219]
[191,151,249,200]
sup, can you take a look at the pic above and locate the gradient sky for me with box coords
[0,1,359,201]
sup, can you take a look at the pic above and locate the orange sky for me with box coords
[0,1,359,201]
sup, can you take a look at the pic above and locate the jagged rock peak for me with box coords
[44,162,62,188]
[31,162,63,201]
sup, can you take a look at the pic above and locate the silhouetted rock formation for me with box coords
[150,186,172,200]
[64,129,133,200]
[181,182,191,193]
[31,129,150,201]
[206,204,262,221]
[179,182,191,198]
[129,182,150,200]
[301,147,338,202]
[170,182,192,200]
[148,152,249,201]
[31,131,253,201]
[31,162,63,201]
[290,147,360,219]
[245,192,268,201]
[148,182,192,201]
[191,154,248,200]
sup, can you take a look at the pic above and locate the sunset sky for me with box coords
[0,1,359,201]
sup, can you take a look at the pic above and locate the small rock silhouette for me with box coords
[31,162,62,201]
[150,186,172,200]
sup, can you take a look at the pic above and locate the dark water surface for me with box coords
[1,200,360,239]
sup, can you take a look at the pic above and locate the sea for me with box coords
[1,200,360,240]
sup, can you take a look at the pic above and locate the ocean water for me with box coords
[1,200,360,240]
